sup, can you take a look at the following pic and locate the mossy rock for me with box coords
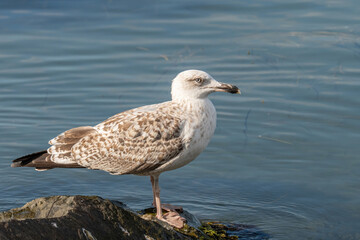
[0,195,269,240]
[0,195,189,240]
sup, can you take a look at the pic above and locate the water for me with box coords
[0,1,359,239]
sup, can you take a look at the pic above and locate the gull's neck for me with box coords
[172,96,211,108]
[172,97,216,121]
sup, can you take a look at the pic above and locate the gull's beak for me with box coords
[214,83,241,94]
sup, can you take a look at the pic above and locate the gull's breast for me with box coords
[149,98,217,174]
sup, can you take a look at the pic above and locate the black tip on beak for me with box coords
[217,83,241,94]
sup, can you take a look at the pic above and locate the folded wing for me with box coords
[73,103,184,175]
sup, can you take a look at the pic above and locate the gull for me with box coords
[11,70,240,228]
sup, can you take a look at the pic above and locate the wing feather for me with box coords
[72,102,184,175]
[47,126,96,164]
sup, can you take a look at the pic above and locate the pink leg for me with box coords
[150,176,183,212]
[150,175,163,219]
[150,176,156,207]
[150,175,186,228]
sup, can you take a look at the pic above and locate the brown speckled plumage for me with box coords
[47,102,185,175]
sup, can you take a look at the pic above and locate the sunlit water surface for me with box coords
[1,1,360,239]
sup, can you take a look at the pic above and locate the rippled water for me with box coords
[1,1,360,239]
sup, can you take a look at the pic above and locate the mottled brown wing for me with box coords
[11,126,96,170]
[47,126,96,165]
[72,104,184,175]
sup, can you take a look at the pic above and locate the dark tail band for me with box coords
[12,150,84,170]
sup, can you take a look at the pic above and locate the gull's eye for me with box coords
[194,78,203,84]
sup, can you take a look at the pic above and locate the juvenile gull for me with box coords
[11,70,240,228]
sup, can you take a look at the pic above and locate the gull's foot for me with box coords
[161,203,183,212]
[152,202,183,212]
[158,211,186,228]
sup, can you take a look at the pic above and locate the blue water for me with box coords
[1,1,360,239]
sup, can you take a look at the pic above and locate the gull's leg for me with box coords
[150,174,186,228]
[150,175,183,212]
[152,174,164,220]
[150,175,156,207]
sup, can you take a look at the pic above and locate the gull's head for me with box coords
[171,70,240,101]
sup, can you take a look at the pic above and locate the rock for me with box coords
[0,195,270,240]
[0,195,189,240]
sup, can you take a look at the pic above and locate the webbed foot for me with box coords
[157,211,186,228]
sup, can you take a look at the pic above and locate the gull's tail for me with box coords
[11,150,84,171]
[11,126,96,171]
